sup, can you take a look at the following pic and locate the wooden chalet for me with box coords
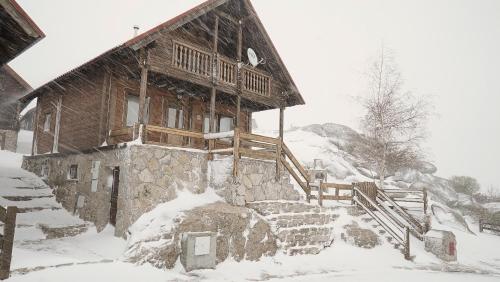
[22,0,305,156]
[1,0,43,151]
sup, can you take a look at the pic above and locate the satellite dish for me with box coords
[247,48,259,67]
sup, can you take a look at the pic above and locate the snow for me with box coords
[16,130,33,155]
[127,188,222,246]
[2,125,500,281]
[19,99,36,118]
[204,130,234,139]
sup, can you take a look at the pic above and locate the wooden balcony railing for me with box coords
[218,56,237,86]
[171,40,272,96]
[243,67,271,96]
[172,40,211,77]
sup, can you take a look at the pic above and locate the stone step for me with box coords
[2,195,54,201]
[38,224,89,239]
[248,201,337,256]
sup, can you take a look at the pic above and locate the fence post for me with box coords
[351,183,356,205]
[423,188,428,215]
[479,219,483,233]
[275,139,282,181]
[404,226,410,260]
[318,180,323,207]
[0,207,17,280]
[233,128,240,178]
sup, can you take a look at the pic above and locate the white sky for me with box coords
[9,0,500,190]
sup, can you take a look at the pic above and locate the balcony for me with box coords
[172,40,271,97]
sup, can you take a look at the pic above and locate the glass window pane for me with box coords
[203,116,210,133]
[167,108,177,128]
[178,109,184,129]
[126,95,139,126]
[219,116,233,132]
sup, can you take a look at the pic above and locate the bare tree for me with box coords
[358,48,430,187]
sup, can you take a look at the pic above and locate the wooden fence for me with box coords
[0,206,17,280]
[479,219,500,234]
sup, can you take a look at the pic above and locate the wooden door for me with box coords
[109,167,119,226]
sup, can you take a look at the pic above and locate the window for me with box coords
[43,113,51,132]
[203,114,210,134]
[166,107,184,129]
[219,116,234,132]
[68,164,78,180]
[41,164,49,180]
[126,94,139,126]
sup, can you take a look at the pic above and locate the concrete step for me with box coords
[39,224,89,239]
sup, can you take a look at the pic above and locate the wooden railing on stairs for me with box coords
[353,187,411,260]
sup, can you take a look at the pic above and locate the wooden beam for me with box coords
[233,128,240,177]
[52,95,62,153]
[279,107,284,139]
[235,20,243,128]
[209,16,219,154]
[138,48,149,125]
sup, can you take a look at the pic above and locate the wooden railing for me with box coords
[171,40,272,97]
[353,187,411,260]
[243,67,271,96]
[218,56,237,86]
[479,219,500,234]
[172,40,211,77]
[0,206,17,280]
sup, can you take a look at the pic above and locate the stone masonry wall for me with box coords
[22,146,128,231]
[0,129,18,152]
[209,157,300,206]
[116,145,208,236]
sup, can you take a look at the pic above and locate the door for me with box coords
[0,133,5,150]
[109,167,119,226]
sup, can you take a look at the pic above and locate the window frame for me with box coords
[43,113,51,133]
[67,164,78,181]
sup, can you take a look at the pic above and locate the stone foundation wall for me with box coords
[0,129,18,152]
[23,145,300,237]
[22,146,128,231]
[209,157,300,206]
[116,145,208,236]
[22,145,209,237]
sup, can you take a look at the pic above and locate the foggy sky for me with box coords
[9,0,500,191]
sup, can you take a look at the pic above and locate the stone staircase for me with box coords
[247,201,338,255]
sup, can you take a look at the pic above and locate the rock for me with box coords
[125,202,277,269]
[343,222,380,249]
[138,169,154,183]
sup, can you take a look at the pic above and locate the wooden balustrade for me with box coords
[172,41,211,77]
[243,67,271,96]
[218,56,237,85]
[171,40,273,97]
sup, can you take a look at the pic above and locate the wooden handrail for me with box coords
[239,132,279,145]
[109,127,132,137]
[281,156,309,194]
[282,143,310,183]
[145,125,204,139]
[353,188,410,259]
[377,189,426,237]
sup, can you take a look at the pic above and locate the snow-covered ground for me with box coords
[1,123,500,281]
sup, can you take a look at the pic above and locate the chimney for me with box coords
[133,25,140,37]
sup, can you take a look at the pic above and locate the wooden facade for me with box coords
[23,0,304,154]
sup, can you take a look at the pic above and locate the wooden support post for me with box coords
[235,20,243,128]
[279,107,285,139]
[479,219,483,233]
[335,186,340,202]
[31,98,40,156]
[0,207,17,280]
[51,95,62,153]
[233,128,240,178]
[138,48,149,126]
[423,188,428,215]
[404,226,410,260]
[275,140,282,181]
[318,180,324,207]
[208,16,219,156]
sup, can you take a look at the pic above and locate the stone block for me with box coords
[424,229,457,262]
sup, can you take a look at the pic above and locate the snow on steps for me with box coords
[247,201,338,255]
